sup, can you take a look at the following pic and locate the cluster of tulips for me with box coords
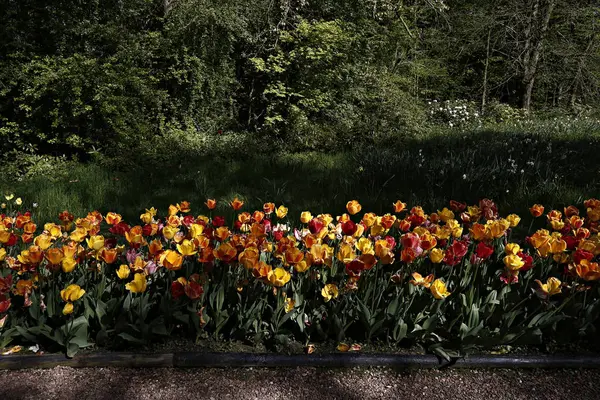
[1,195,600,357]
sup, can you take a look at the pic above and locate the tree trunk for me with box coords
[521,0,556,110]
[481,28,492,115]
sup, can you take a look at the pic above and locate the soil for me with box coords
[1,366,599,400]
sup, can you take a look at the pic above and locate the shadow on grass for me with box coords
[6,127,600,223]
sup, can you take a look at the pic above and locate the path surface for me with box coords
[1,366,599,400]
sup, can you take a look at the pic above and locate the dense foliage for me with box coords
[1,0,599,159]
[1,197,600,357]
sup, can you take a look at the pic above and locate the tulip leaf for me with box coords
[430,345,451,363]
[123,293,132,312]
[118,332,145,344]
[393,319,408,342]
[386,297,399,316]
[422,314,439,331]
[47,290,55,317]
[66,343,80,358]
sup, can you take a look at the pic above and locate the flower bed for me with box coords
[1,196,599,358]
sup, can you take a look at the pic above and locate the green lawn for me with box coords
[3,119,600,224]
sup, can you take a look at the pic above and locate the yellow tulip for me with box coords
[503,254,524,271]
[506,214,521,228]
[45,248,65,265]
[429,248,444,264]
[60,284,85,302]
[5,193,14,201]
[162,225,178,240]
[62,302,74,315]
[267,267,291,287]
[276,205,289,219]
[15,198,22,206]
[33,233,52,250]
[535,277,561,298]
[549,238,567,254]
[43,223,63,238]
[356,237,374,255]
[86,235,105,251]
[430,279,451,299]
[177,239,198,256]
[126,273,148,293]
[69,227,88,242]
[160,250,184,271]
[61,257,78,273]
[410,272,434,288]
[438,208,455,223]
[0,248,6,262]
[284,296,295,313]
[505,243,520,255]
[346,200,362,215]
[336,243,356,264]
[117,264,131,280]
[300,212,313,224]
[321,283,339,302]
[189,224,204,239]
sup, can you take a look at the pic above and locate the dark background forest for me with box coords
[0,0,599,220]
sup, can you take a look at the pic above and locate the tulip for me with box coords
[429,248,444,264]
[60,284,85,302]
[506,214,521,227]
[45,248,65,265]
[300,212,313,224]
[105,212,122,225]
[393,201,407,213]
[117,264,131,280]
[346,200,362,215]
[503,254,525,271]
[230,197,244,210]
[252,261,272,279]
[86,235,105,252]
[276,205,288,219]
[34,234,54,250]
[13,280,34,296]
[263,203,275,214]
[268,267,291,287]
[160,250,184,271]
[213,242,237,263]
[410,272,434,288]
[529,204,545,218]
[535,277,561,298]
[430,279,451,299]
[575,260,600,281]
[285,247,304,265]
[284,296,295,313]
[505,243,520,255]
[438,208,455,223]
[126,273,147,293]
[176,239,198,256]
[321,283,339,302]
[62,302,74,315]
[61,257,78,273]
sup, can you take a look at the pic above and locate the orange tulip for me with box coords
[529,204,545,218]
[205,199,217,210]
[230,197,244,210]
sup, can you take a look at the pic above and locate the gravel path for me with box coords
[1,366,599,400]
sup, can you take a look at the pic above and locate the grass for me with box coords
[3,118,600,223]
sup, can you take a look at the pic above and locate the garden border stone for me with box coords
[2,353,600,370]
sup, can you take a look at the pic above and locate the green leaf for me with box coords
[430,345,451,362]
[66,343,80,358]
[118,332,145,344]
[393,319,408,342]
[386,297,399,316]
[123,292,132,312]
